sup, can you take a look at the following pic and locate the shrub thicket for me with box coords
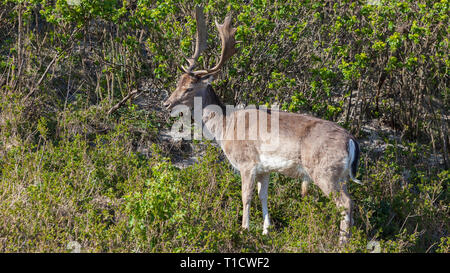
[0,0,448,252]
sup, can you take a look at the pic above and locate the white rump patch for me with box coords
[348,139,362,184]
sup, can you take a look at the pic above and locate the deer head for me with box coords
[163,6,237,111]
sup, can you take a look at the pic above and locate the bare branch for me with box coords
[22,53,60,102]
[107,89,139,116]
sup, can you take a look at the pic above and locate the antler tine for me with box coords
[194,15,238,77]
[212,16,238,70]
[183,5,208,73]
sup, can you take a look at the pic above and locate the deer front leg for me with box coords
[241,168,256,231]
[301,180,310,197]
[257,174,271,235]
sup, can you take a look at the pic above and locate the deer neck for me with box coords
[198,85,226,143]
[200,85,226,112]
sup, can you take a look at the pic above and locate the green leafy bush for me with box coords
[0,0,448,252]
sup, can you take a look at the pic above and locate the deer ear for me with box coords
[199,74,215,85]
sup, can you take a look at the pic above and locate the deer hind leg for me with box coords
[314,176,353,245]
[257,173,271,235]
[336,186,353,245]
[241,168,256,231]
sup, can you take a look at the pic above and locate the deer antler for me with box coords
[193,16,238,77]
[181,5,208,74]
[180,6,238,77]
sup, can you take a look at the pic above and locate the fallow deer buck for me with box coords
[163,6,362,244]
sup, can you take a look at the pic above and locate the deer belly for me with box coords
[256,155,312,181]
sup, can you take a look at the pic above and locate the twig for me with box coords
[21,28,80,103]
[22,53,60,102]
[107,89,139,116]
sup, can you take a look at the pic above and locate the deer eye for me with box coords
[186,88,193,92]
